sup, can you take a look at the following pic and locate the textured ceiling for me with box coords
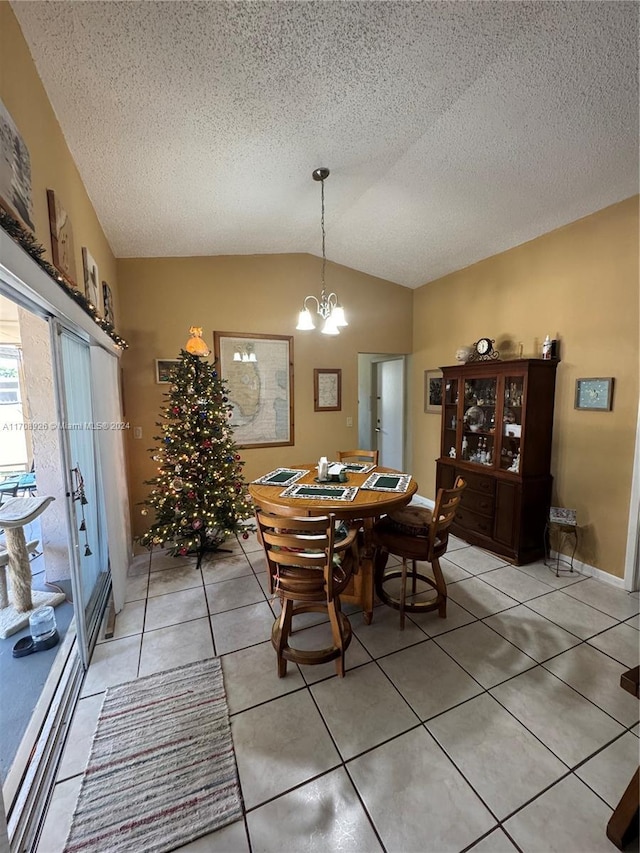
[11,1,639,288]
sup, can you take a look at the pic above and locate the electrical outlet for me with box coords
[134,426,142,439]
[346,417,353,427]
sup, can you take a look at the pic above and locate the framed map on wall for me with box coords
[214,331,294,448]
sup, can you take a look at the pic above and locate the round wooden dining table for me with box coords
[249,464,418,624]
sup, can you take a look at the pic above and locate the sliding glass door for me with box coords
[52,322,110,666]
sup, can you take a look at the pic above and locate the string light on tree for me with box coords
[138,333,253,566]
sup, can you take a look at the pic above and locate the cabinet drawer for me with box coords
[461,489,495,518]
[457,469,495,495]
[454,506,494,538]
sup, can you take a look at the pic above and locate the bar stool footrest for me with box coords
[375,568,443,613]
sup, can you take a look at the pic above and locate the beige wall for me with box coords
[411,197,639,579]
[0,3,119,319]
[117,254,413,536]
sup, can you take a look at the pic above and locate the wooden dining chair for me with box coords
[337,449,379,466]
[255,508,358,677]
[372,477,466,628]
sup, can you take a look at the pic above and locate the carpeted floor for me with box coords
[63,657,242,853]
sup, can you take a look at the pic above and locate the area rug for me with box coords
[64,657,242,853]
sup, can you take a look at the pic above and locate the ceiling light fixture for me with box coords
[296,168,348,336]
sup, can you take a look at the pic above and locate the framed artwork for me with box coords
[314,368,341,412]
[102,281,115,327]
[214,331,294,448]
[424,369,443,413]
[574,377,614,411]
[47,189,77,287]
[0,99,34,231]
[81,247,101,313]
[155,359,180,384]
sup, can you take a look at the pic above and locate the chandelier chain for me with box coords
[320,177,326,295]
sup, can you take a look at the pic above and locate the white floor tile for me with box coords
[246,767,383,852]
[576,732,640,808]
[490,666,625,766]
[468,828,519,852]
[211,601,274,655]
[348,726,496,852]
[408,598,477,636]
[379,640,483,720]
[561,578,640,621]
[57,693,104,781]
[504,774,614,853]
[435,621,536,688]
[294,626,372,684]
[222,641,305,713]
[427,693,566,820]
[587,622,640,668]
[176,818,249,852]
[80,634,141,697]
[514,560,586,589]
[310,662,419,760]
[96,598,145,643]
[201,553,255,584]
[351,605,427,658]
[205,574,266,614]
[232,690,340,809]
[544,643,640,727]
[138,616,213,677]
[447,576,519,618]
[526,589,618,639]
[144,585,208,631]
[124,573,149,603]
[480,565,555,602]
[147,564,204,597]
[446,547,510,575]
[36,776,82,853]
[483,604,581,662]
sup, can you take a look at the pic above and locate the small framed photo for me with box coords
[102,280,115,327]
[314,368,341,412]
[574,377,614,411]
[155,359,180,384]
[424,369,443,413]
[81,246,101,313]
[47,189,77,287]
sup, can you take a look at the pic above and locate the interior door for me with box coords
[375,358,405,470]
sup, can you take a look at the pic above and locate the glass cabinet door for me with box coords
[499,375,524,472]
[442,377,459,459]
[461,377,497,467]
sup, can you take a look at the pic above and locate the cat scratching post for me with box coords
[0,496,55,612]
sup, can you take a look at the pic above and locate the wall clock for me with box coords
[468,338,499,362]
[574,377,614,411]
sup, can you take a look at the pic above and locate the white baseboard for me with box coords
[549,550,627,589]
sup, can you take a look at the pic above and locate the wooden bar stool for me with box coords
[373,478,466,629]
[255,509,358,677]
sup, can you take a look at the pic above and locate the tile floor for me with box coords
[37,534,639,853]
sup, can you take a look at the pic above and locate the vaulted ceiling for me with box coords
[11,1,639,287]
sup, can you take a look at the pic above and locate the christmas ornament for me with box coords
[172,477,184,490]
[185,326,210,356]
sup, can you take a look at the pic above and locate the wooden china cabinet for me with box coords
[436,358,558,565]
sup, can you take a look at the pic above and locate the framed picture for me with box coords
[155,359,180,384]
[314,368,341,412]
[81,247,101,313]
[47,189,77,287]
[0,98,34,231]
[102,281,115,327]
[424,369,443,413]
[574,377,614,411]
[214,331,294,448]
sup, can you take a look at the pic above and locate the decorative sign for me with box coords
[314,368,341,411]
[574,377,614,411]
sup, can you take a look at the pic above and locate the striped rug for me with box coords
[64,658,242,853]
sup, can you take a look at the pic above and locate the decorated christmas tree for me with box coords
[139,331,253,562]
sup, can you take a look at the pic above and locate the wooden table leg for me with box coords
[606,768,639,850]
[360,518,375,624]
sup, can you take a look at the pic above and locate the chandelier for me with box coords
[296,168,348,335]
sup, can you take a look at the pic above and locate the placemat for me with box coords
[279,484,359,501]
[360,472,412,493]
[252,468,309,486]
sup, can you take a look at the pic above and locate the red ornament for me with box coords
[235,454,241,460]
[172,406,180,415]
[178,547,188,556]
[242,532,249,540]
[188,491,195,498]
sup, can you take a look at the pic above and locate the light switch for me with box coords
[346,417,353,427]
[134,426,142,439]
